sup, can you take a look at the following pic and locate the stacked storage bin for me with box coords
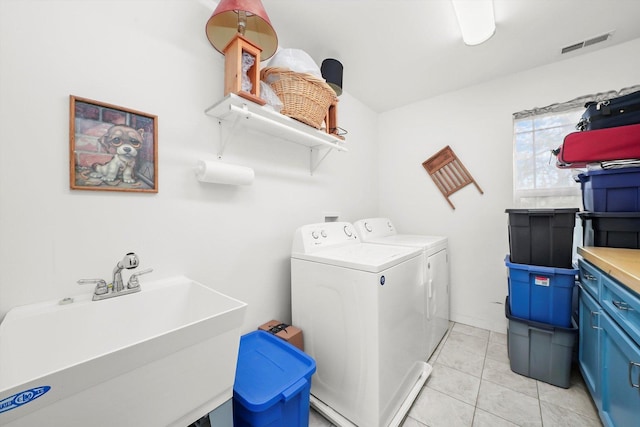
[504,208,579,388]
[576,167,640,248]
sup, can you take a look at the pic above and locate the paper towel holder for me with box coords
[195,159,255,186]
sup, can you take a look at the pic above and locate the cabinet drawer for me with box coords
[601,275,640,347]
[579,258,601,299]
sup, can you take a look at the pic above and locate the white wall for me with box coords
[0,0,379,329]
[2,0,639,337]
[378,38,640,332]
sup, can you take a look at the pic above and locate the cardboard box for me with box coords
[258,320,304,351]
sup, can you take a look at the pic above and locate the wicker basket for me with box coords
[261,67,336,129]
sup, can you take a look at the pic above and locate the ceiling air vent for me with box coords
[561,31,613,54]
[561,42,584,54]
[584,33,611,47]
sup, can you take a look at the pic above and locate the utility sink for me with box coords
[0,276,247,427]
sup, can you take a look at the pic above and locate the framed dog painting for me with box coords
[69,96,158,193]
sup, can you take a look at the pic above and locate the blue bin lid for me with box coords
[504,255,578,276]
[577,166,640,180]
[234,330,316,412]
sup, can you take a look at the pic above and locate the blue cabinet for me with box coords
[578,257,602,297]
[601,274,640,346]
[600,313,640,427]
[578,257,640,427]
[578,286,600,408]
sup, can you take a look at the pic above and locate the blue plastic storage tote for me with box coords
[233,330,316,427]
[577,167,640,212]
[505,255,578,327]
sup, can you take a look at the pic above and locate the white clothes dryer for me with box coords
[353,218,450,360]
[291,222,431,427]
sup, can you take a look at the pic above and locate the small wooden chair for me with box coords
[422,145,483,209]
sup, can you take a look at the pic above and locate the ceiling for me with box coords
[263,0,640,113]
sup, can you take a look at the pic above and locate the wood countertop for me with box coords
[578,246,640,295]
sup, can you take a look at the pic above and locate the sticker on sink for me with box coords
[0,386,51,414]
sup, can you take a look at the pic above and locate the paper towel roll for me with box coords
[195,160,255,185]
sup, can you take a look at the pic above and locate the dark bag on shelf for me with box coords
[576,90,640,131]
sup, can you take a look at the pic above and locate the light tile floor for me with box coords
[309,322,602,427]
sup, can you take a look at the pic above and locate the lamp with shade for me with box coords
[205,0,278,105]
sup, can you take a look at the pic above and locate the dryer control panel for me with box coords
[292,222,358,254]
[353,217,396,240]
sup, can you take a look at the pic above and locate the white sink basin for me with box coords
[0,276,247,427]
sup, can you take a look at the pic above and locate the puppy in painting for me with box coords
[92,125,143,183]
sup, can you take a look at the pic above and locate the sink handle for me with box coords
[78,279,109,295]
[128,268,153,289]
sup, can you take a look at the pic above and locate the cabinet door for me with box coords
[600,312,640,427]
[578,285,601,409]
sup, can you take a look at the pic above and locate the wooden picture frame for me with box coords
[70,95,158,193]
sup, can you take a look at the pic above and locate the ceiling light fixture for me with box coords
[451,0,496,46]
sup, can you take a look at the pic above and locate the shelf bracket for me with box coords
[310,147,334,175]
[217,113,242,159]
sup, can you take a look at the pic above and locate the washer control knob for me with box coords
[364,222,372,232]
[312,231,319,239]
[321,230,327,238]
[343,225,353,237]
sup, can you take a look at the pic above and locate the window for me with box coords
[512,85,640,208]
[512,85,640,259]
[512,108,583,208]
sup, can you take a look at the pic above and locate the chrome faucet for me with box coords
[113,252,139,292]
[78,252,153,301]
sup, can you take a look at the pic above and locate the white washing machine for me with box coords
[291,222,431,427]
[353,218,450,360]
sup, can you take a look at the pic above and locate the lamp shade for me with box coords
[206,0,278,60]
[321,59,343,96]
